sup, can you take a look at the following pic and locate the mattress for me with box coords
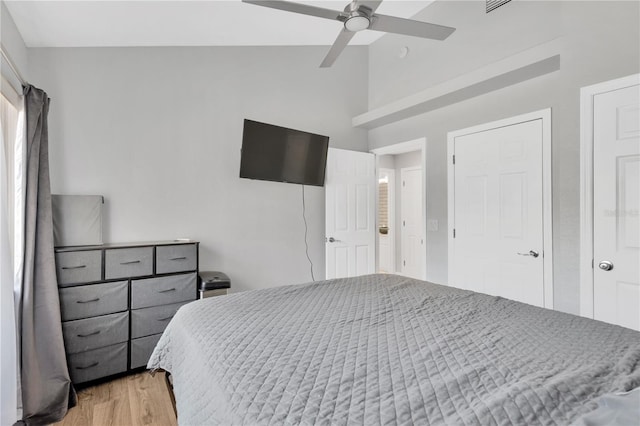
[148,274,640,425]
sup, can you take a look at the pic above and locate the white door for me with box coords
[377,169,395,273]
[401,167,423,279]
[593,83,640,330]
[325,148,376,279]
[451,119,545,307]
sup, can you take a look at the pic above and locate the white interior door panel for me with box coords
[400,167,423,279]
[593,83,640,330]
[451,119,545,307]
[325,148,375,279]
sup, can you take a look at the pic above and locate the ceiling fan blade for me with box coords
[370,14,455,40]
[242,0,344,21]
[320,29,356,68]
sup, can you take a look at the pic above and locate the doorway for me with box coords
[377,168,395,273]
[371,139,427,280]
[448,109,553,308]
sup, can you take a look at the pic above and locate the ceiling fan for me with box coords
[242,0,456,68]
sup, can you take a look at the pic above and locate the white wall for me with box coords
[1,1,28,90]
[0,3,26,424]
[16,1,640,313]
[378,154,394,170]
[29,46,369,293]
[394,151,421,169]
[367,1,640,313]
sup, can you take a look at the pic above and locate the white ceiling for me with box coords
[5,0,433,48]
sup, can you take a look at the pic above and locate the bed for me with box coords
[148,274,640,425]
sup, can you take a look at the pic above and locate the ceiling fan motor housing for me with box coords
[343,4,373,32]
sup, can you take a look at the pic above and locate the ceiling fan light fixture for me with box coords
[344,15,370,32]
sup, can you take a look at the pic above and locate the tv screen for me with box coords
[239,119,329,187]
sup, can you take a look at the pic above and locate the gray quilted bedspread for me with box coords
[148,274,640,425]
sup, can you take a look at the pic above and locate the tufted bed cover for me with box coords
[148,274,640,425]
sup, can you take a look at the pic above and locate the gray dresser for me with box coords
[55,240,199,385]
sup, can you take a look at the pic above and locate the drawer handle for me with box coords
[77,330,101,338]
[62,265,86,270]
[157,288,176,293]
[120,260,141,265]
[75,361,99,370]
[76,298,100,304]
[156,315,175,322]
[169,257,187,261]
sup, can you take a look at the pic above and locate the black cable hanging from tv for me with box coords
[302,185,315,282]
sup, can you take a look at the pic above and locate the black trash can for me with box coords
[198,271,230,299]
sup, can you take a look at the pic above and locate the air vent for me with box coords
[487,0,512,13]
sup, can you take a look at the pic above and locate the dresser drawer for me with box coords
[131,301,189,339]
[130,334,162,369]
[59,280,128,321]
[131,273,196,309]
[68,342,128,384]
[105,247,153,279]
[156,244,197,274]
[56,250,102,286]
[62,311,129,354]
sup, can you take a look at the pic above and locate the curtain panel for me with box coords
[17,85,76,425]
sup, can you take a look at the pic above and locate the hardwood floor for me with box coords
[54,372,177,426]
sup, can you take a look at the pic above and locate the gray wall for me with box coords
[29,46,369,293]
[367,1,640,313]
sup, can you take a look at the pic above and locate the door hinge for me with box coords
[453,228,456,238]
[403,180,406,187]
[591,258,594,269]
[403,220,406,226]
[403,260,406,266]
[452,155,455,165]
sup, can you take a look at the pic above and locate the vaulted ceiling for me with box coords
[5,1,432,47]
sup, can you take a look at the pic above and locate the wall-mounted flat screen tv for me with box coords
[239,119,330,187]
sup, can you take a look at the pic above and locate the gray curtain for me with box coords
[17,85,76,425]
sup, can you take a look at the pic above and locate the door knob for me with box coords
[598,260,614,271]
[327,237,342,243]
[517,250,539,258]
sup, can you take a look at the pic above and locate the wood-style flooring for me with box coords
[53,372,177,426]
